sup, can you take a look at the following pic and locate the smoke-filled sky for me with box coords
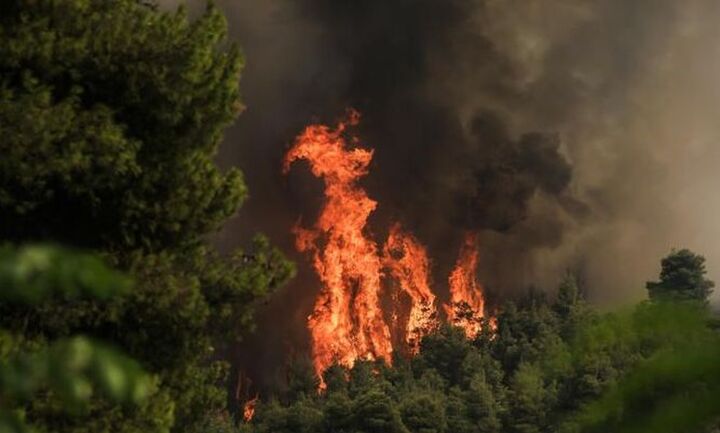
[167,0,720,386]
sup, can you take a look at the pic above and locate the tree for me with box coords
[257,398,323,433]
[553,272,593,342]
[399,393,446,433]
[465,374,501,433]
[352,389,408,433]
[322,392,354,432]
[554,273,580,318]
[0,0,244,252]
[646,249,714,304]
[414,326,472,387]
[0,1,294,432]
[506,363,552,433]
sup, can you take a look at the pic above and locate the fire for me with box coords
[283,110,393,383]
[383,224,438,353]
[243,395,258,422]
[285,111,491,381]
[445,232,487,338]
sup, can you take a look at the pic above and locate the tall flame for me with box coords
[445,232,487,338]
[285,112,492,382]
[383,224,438,353]
[283,110,393,383]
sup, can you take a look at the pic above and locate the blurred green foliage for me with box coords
[0,245,130,304]
[0,245,153,433]
[563,303,720,433]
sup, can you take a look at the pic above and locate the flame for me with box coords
[243,395,258,422]
[445,232,487,338]
[284,110,393,384]
[383,224,438,353]
[285,112,493,383]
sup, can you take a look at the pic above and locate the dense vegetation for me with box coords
[1,1,719,433]
[242,253,720,433]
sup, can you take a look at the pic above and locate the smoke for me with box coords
[189,0,720,389]
[475,0,720,305]
[216,0,579,283]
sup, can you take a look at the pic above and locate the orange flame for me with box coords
[285,112,493,382]
[284,110,393,384]
[243,395,258,422]
[445,232,487,338]
[383,224,438,353]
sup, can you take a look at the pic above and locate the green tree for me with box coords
[492,296,563,376]
[414,325,472,387]
[445,387,476,433]
[553,273,593,343]
[250,396,323,433]
[399,393,446,433]
[465,373,502,433]
[646,249,714,304]
[0,0,244,251]
[0,1,294,432]
[352,389,408,433]
[322,392,354,432]
[556,273,580,313]
[506,363,553,433]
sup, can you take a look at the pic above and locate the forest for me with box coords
[2,1,720,433]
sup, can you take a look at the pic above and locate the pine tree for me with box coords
[0,1,294,432]
[646,249,714,304]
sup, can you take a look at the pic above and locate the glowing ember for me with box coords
[383,224,438,353]
[284,110,393,384]
[243,395,258,422]
[445,232,487,338]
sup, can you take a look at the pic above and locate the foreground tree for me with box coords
[0,1,293,432]
[0,0,246,251]
[646,249,714,304]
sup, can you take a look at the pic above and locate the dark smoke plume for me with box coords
[165,0,720,390]
[288,1,576,241]
[454,113,574,232]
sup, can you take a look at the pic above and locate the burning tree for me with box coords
[445,232,489,339]
[383,224,439,354]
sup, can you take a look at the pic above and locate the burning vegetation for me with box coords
[242,395,258,422]
[445,232,487,339]
[383,223,437,354]
[284,112,492,381]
